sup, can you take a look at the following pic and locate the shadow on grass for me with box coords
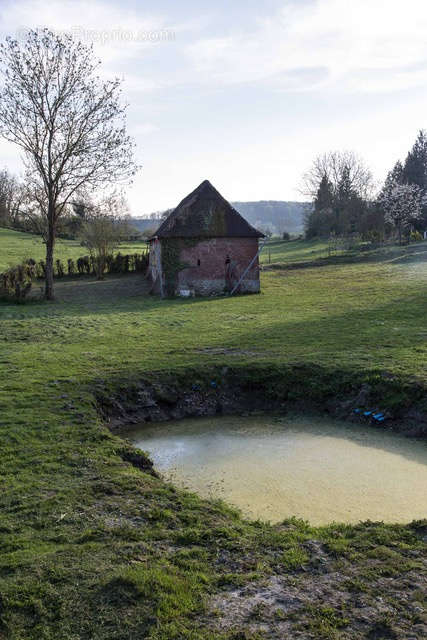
[0,272,254,319]
[264,242,427,271]
[385,247,427,265]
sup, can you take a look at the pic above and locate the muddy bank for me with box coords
[95,364,427,439]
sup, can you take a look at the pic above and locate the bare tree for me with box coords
[0,169,24,227]
[301,151,374,200]
[258,223,274,238]
[0,29,138,299]
[80,192,129,279]
[0,169,12,225]
[276,217,289,238]
[149,208,172,222]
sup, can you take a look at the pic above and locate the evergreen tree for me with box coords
[378,161,405,208]
[305,174,334,237]
[335,166,356,234]
[303,151,372,238]
[402,130,427,230]
[402,130,427,190]
[315,174,334,211]
[384,160,404,189]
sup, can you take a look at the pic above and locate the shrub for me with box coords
[67,259,75,276]
[410,230,423,243]
[135,253,149,272]
[30,252,149,280]
[36,260,46,278]
[77,256,91,275]
[0,259,37,301]
[55,259,64,277]
[363,229,384,244]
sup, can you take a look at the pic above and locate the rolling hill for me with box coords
[132,201,310,236]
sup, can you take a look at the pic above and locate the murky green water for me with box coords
[126,415,427,524]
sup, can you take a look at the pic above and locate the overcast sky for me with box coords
[1,0,427,215]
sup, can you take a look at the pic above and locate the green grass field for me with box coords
[0,228,426,638]
[0,227,149,271]
[260,237,332,264]
[259,236,427,267]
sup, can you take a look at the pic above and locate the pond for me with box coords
[125,415,427,524]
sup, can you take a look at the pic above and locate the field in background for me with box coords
[1,229,426,383]
[1,229,426,384]
[260,238,331,264]
[0,227,149,271]
[259,236,427,267]
[0,228,329,271]
[4,226,423,272]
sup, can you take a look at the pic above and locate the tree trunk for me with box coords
[45,219,55,300]
[96,255,105,281]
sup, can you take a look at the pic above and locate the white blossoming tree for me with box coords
[378,181,423,245]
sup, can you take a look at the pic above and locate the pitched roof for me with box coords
[153,180,264,239]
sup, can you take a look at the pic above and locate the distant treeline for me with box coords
[135,202,309,238]
[304,132,427,241]
[0,169,144,241]
[232,201,309,236]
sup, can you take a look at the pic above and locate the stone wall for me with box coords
[148,239,163,295]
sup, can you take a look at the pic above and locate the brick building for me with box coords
[148,180,264,296]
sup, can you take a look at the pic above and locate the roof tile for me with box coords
[154,180,264,238]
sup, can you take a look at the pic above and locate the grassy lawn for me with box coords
[0,230,426,638]
[260,236,427,268]
[0,227,148,271]
[2,242,425,381]
[260,237,332,264]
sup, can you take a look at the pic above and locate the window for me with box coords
[197,259,201,266]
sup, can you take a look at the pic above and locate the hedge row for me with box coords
[33,252,149,278]
[0,259,37,301]
[0,253,149,301]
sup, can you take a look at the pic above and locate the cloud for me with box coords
[0,0,176,66]
[6,0,424,95]
[131,122,159,136]
[1,0,427,213]
[186,0,427,93]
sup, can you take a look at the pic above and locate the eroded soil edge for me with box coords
[96,364,427,439]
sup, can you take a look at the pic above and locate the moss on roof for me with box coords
[154,180,265,239]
